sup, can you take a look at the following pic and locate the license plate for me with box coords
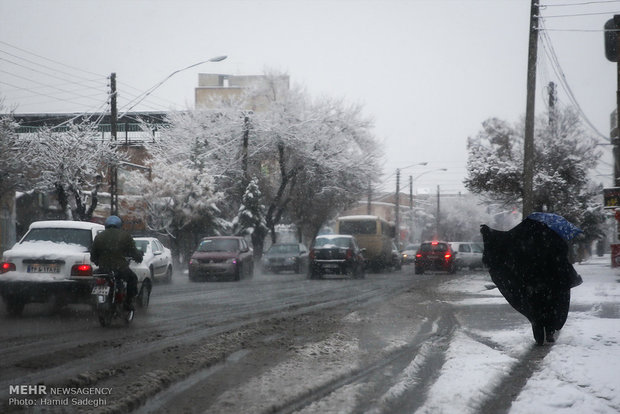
[324,264,339,269]
[91,286,110,295]
[27,263,60,273]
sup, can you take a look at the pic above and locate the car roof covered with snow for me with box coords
[28,220,105,231]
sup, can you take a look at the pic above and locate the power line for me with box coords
[538,17,612,143]
[0,40,106,78]
[543,0,620,6]
[541,11,620,18]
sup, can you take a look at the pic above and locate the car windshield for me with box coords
[268,244,299,254]
[135,240,149,253]
[314,237,350,248]
[198,238,239,252]
[21,228,93,250]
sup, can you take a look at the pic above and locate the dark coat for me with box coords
[91,227,143,271]
[480,219,582,335]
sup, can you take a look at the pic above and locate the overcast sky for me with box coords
[1,0,618,194]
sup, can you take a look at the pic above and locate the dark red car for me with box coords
[188,236,253,281]
[414,241,457,274]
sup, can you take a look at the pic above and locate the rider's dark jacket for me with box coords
[90,227,143,271]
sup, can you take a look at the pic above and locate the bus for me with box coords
[336,215,395,271]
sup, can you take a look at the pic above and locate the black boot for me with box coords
[532,322,545,346]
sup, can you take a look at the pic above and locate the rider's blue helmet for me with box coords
[104,215,122,229]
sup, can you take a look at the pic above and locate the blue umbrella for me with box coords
[527,212,583,241]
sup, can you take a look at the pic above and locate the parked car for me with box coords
[400,243,420,264]
[308,234,365,279]
[450,241,484,270]
[391,241,402,270]
[414,241,457,274]
[262,243,309,273]
[0,220,152,315]
[188,236,253,282]
[134,237,173,283]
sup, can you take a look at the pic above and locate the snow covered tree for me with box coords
[127,120,225,266]
[233,177,268,257]
[129,70,382,260]
[0,107,26,195]
[18,123,121,220]
[465,106,604,242]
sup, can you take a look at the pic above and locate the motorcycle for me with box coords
[91,270,134,327]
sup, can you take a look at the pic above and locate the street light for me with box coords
[408,168,447,242]
[110,55,227,215]
[118,55,228,117]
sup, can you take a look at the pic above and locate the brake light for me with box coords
[346,249,353,260]
[71,264,93,276]
[444,253,452,260]
[0,262,16,273]
[431,241,438,245]
[95,277,108,285]
[309,249,315,260]
[416,253,422,258]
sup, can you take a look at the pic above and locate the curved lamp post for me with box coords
[119,55,228,117]
[409,168,447,242]
[110,55,227,215]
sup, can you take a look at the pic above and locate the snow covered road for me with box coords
[1,256,618,413]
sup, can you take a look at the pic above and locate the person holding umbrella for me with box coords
[480,213,583,345]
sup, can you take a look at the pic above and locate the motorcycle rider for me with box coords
[90,215,143,311]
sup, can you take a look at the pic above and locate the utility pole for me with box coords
[242,114,250,184]
[436,185,440,239]
[522,0,539,218]
[409,176,413,243]
[367,181,372,215]
[548,81,557,134]
[109,73,119,216]
[395,169,400,244]
[616,22,620,187]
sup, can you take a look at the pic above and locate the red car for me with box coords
[188,236,253,281]
[414,241,457,274]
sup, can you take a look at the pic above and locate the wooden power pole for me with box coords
[522,0,539,218]
[109,73,119,216]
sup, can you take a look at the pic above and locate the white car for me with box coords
[449,242,484,269]
[0,220,152,315]
[133,237,173,283]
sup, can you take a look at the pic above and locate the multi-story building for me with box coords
[195,73,289,112]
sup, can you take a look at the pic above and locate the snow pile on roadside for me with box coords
[437,256,620,414]
[511,258,620,413]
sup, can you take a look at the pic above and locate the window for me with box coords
[198,238,240,252]
[152,240,163,254]
[459,244,471,253]
[22,228,94,250]
[339,220,377,235]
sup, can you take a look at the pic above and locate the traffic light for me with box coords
[604,15,620,62]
